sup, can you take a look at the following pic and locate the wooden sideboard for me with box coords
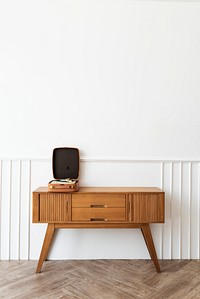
[32,187,165,273]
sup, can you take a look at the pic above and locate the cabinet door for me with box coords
[33,193,71,223]
[129,193,164,223]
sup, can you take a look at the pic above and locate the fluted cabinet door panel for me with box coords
[130,194,164,223]
[39,194,71,223]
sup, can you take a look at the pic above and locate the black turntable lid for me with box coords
[52,147,79,180]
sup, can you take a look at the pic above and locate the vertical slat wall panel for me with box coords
[199,163,200,260]
[162,162,172,259]
[0,161,11,259]
[1,158,200,260]
[28,160,31,260]
[19,161,31,260]
[0,160,2,260]
[190,163,199,259]
[160,162,164,259]
[171,163,181,259]
[181,163,191,259]
[18,161,22,260]
[179,162,182,259]
[10,160,21,260]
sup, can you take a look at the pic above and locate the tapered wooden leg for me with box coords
[36,223,55,273]
[141,224,161,273]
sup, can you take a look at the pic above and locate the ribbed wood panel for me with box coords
[39,194,71,223]
[0,158,200,260]
[130,194,164,223]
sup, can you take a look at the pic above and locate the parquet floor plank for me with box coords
[1,260,200,298]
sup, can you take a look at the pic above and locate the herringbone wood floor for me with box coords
[0,260,200,298]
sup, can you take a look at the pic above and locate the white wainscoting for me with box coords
[0,158,200,260]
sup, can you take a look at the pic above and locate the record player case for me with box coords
[48,147,79,192]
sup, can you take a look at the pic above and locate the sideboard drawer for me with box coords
[72,193,126,222]
[72,193,125,208]
[72,207,125,221]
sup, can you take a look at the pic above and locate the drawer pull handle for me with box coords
[90,204,108,208]
[89,218,108,222]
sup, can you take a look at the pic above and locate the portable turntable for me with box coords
[48,147,79,192]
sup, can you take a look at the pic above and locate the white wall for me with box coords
[1,0,200,159]
[0,0,200,260]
